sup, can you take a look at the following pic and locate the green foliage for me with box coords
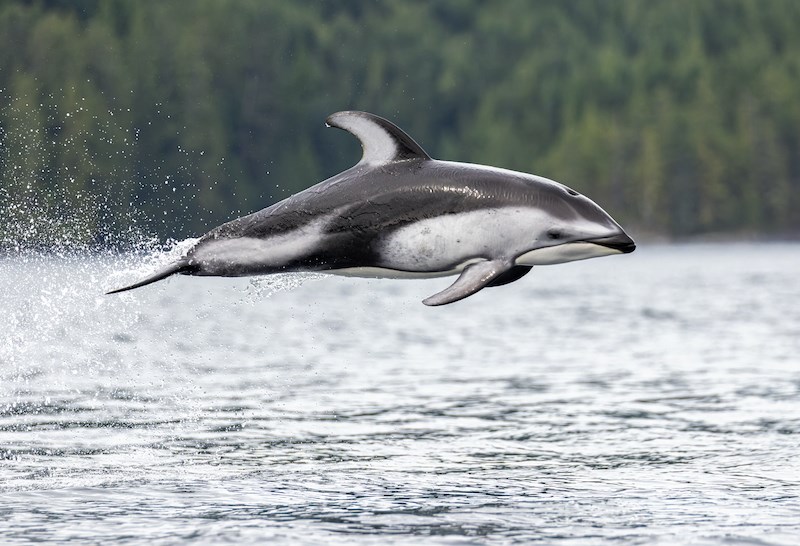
[2,0,800,242]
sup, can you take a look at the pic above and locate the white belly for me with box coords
[375,208,549,271]
[331,259,484,279]
[332,207,621,277]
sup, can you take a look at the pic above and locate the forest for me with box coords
[2,0,800,246]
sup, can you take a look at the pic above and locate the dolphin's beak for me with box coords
[590,233,636,254]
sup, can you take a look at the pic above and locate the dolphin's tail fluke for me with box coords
[106,260,193,295]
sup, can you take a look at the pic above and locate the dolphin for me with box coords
[108,111,635,305]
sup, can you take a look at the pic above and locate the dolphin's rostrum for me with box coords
[108,111,635,305]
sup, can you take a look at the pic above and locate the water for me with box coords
[1,243,799,544]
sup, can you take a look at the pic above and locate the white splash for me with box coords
[239,272,326,304]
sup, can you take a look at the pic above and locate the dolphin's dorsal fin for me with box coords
[326,111,431,166]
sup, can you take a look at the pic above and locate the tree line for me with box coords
[2,0,800,246]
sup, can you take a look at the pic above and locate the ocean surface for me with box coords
[1,242,799,545]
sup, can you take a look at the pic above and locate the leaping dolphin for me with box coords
[108,111,635,305]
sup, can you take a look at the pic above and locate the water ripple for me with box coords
[1,245,800,544]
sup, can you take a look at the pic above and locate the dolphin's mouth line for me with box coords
[585,234,636,254]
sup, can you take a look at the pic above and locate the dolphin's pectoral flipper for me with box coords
[486,265,533,288]
[422,260,512,306]
[325,111,431,165]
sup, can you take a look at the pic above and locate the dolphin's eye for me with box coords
[547,228,564,240]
